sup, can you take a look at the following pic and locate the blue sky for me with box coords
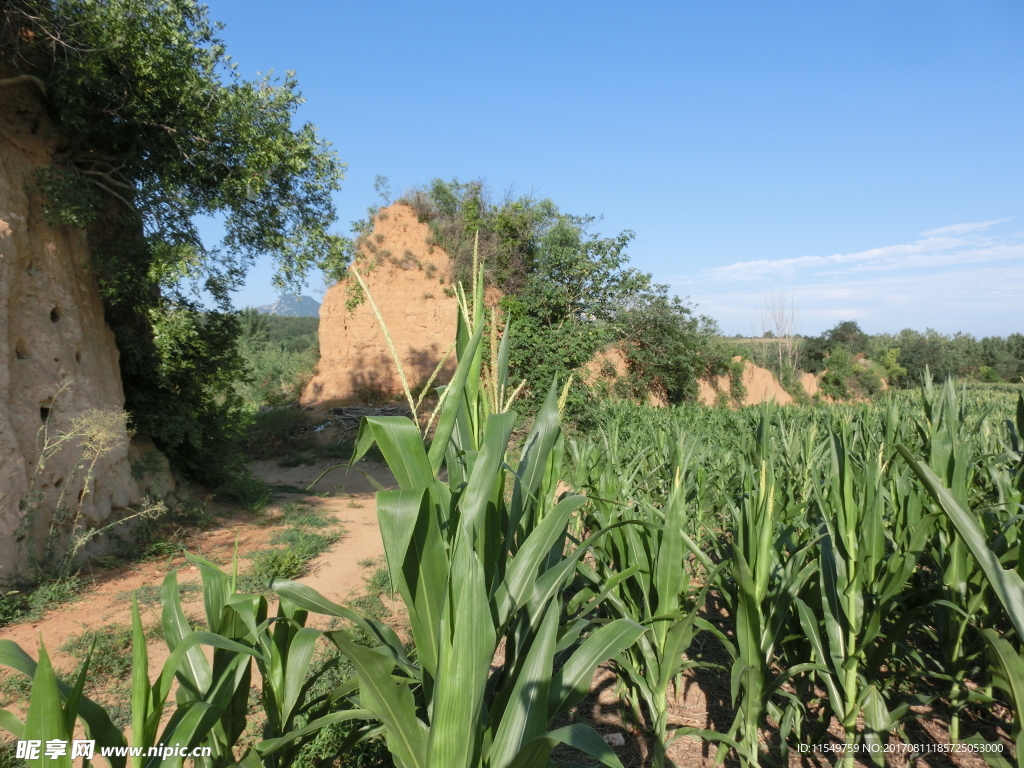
[205,0,1023,337]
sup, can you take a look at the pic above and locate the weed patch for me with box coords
[0,739,25,768]
[248,550,308,582]
[241,503,343,591]
[0,576,82,629]
[289,642,392,768]
[0,672,33,708]
[115,581,201,605]
[217,472,272,513]
[279,502,334,528]
[59,624,134,684]
[347,564,392,622]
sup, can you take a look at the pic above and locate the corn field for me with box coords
[570,380,1024,766]
[2,265,1023,767]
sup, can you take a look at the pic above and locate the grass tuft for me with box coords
[59,624,134,684]
[115,581,201,605]
[0,575,83,629]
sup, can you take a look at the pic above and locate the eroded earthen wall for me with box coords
[302,204,463,406]
[0,80,159,587]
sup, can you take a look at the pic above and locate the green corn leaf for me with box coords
[426,536,493,768]
[161,570,212,700]
[511,380,563,525]
[0,709,24,740]
[488,602,560,768]
[131,596,151,766]
[794,599,844,709]
[254,709,373,757]
[351,417,434,489]
[981,628,1024,730]
[185,552,231,635]
[24,640,71,768]
[0,640,127,766]
[494,494,587,623]
[269,579,410,669]
[377,488,447,679]
[0,640,35,677]
[963,733,1015,768]
[506,724,625,768]
[281,627,322,724]
[460,412,516,538]
[145,701,221,768]
[61,638,90,738]
[652,487,686,632]
[496,316,511,404]
[899,444,1024,639]
[548,619,647,719]
[152,632,264,722]
[428,319,486,474]
[330,630,427,768]
[566,563,640,615]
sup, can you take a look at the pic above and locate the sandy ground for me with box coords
[251,458,395,605]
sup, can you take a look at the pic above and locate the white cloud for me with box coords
[688,225,1022,285]
[672,218,1024,336]
[693,266,1024,336]
[920,218,1010,237]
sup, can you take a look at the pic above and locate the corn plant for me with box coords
[0,577,262,768]
[182,552,397,768]
[711,455,818,768]
[576,434,723,768]
[268,261,646,768]
[911,378,996,741]
[788,430,937,767]
[901,422,1024,768]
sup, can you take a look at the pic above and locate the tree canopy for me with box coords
[2,0,346,481]
[398,179,724,412]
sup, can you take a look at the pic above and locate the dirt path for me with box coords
[252,458,396,606]
[0,459,395,698]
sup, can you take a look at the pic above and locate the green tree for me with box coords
[805,320,869,372]
[615,294,723,403]
[396,178,727,414]
[502,213,651,413]
[2,0,346,481]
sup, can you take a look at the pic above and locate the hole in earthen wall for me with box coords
[75,350,81,363]
[50,307,60,323]
[40,406,51,423]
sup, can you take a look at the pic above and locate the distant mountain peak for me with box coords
[256,294,320,317]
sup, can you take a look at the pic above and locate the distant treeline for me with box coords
[864,328,1024,386]
[746,321,1024,388]
[235,311,320,407]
